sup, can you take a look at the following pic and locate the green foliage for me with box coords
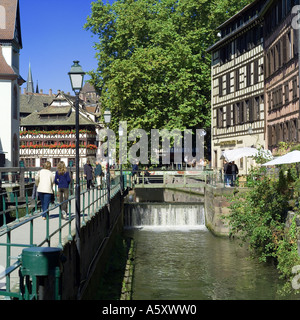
[225,164,300,294]
[85,0,252,133]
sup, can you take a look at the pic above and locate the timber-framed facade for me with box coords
[20,92,100,168]
[208,0,267,173]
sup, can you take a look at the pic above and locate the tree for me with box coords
[85,0,252,133]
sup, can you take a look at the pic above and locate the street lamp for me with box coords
[68,60,85,294]
[104,109,111,204]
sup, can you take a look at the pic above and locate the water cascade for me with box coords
[124,203,206,230]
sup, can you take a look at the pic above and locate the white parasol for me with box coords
[262,150,300,166]
[221,147,272,162]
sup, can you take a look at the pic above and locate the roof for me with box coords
[207,0,271,53]
[20,109,96,127]
[82,82,96,94]
[0,0,22,48]
[217,0,261,29]
[20,94,54,114]
[20,92,98,127]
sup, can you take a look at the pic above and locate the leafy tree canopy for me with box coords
[85,0,252,133]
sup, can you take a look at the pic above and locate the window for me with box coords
[284,81,289,104]
[288,32,292,61]
[254,97,260,121]
[282,33,287,64]
[226,73,231,95]
[240,101,245,124]
[246,63,251,87]
[293,29,299,56]
[226,105,231,127]
[25,158,36,168]
[293,77,298,100]
[41,158,47,167]
[217,107,224,128]
[235,69,240,91]
[253,60,259,84]
[249,98,254,123]
[219,76,223,97]
[53,158,61,167]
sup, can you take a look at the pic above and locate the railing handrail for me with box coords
[0,173,131,300]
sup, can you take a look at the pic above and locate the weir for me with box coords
[124,203,206,229]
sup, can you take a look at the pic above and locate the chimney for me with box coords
[40,89,43,94]
[49,89,52,96]
[23,88,26,94]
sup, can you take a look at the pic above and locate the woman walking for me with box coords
[35,161,55,220]
[84,159,94,190]
[54,161,71,219]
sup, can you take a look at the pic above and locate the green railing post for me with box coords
[2,194,6,227]
[82,192,86,226]
[67,199,72,241]
[15,192,19,222]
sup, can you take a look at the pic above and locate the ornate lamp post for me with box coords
[68,60,85,293]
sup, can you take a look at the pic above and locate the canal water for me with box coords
[124,199,299,300]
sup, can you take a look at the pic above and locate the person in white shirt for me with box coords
[35,161,55,220]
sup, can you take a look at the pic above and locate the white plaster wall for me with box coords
[2,46,12,67]
[0,80,12,165]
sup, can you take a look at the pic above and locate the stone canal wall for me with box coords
[204,185,234,237]
[60,191,124,300]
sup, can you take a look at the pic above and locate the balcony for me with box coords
[20,144,97,157]
[20,129,97,140]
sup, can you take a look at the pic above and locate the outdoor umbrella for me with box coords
[222,147,260,162]
[262,150,300,166]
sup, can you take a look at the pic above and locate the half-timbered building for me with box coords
[208,0,267,173]
[20,91,100,168]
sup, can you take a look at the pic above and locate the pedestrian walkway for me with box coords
[0,181,119,298]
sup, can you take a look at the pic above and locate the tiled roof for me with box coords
[0,0,22,47]
[20,109,96,127]
[20,94,54,114]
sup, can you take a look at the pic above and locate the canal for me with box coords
[123,189,299,300]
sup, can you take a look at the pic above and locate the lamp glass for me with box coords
[104,110,111,124]
[68,60,85,92]
[69,73,84,91]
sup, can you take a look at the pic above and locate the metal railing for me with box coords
[0,172,132,300]
[130,169,249,188]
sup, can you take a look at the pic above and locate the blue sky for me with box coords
[19,0,115,95]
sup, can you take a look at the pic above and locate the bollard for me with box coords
[20,247,62,300]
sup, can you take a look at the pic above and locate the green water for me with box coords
[124,228,299,300]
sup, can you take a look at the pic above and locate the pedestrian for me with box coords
[54,161,71,219]
[144,167,151,184]
[95,161,103,188]
[35,161,55,220]
[231,161,239,186]
[84,159,94,190]
[223,160,232,187]
[132,161,139,183]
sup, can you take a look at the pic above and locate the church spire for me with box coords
[26,62,34,94]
